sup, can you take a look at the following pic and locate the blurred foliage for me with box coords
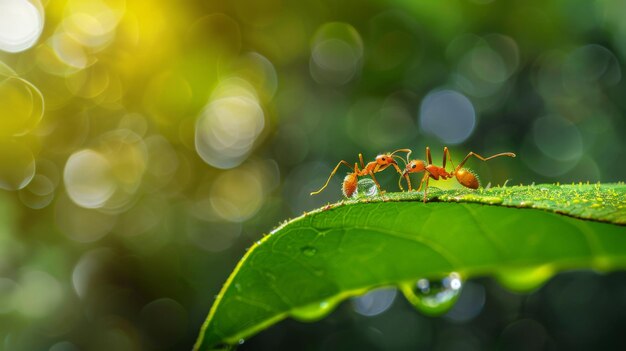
[0,0,625,350]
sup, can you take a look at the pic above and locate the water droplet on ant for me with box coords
[400,272,463,316]
[353,178,378,198]
[301,245,317,257]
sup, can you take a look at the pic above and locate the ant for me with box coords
[311,149,412,198]
[400,147,516,203]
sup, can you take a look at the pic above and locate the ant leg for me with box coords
[374,163,395,174]
[394,158,412,192]
[373,163,382,173]
[390,163,406,191]
[359,153,366,169]
[399,172,412,191]
[425,147,433,165]
[416,173,429,192]
[390,163,403,176]
[372,162,397,176]
[423,177,430,203]
[455,152,516,172]
[369,172,384,193]
[442,147,454,169]
[310,160,355,195]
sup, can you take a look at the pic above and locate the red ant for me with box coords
[400,147,516,203]
[311,149,412,198]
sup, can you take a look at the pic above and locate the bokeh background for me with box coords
[0,0,625,350]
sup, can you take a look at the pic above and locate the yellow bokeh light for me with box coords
[64,149,116,209]
[195,78,265,169]
[0,71,44,137]
[0,0,44,53]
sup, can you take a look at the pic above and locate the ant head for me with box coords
[403,160,426,175]
[375,154,397,165]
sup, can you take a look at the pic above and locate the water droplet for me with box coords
[352,287,397,317]
[238,339,245,345]
[352,178,378,198]
[443,281,486,322]
[300,245,317,257]
[495,265,554,292]
[290,297,340,321]
[399,272,463,316]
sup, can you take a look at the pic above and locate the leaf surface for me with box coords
[194,183,626,350]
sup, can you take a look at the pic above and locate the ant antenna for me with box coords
[391,154,407,167]
[310,160,354,195]
[388,149,411,192]
[398,173,405,191]
[390,148,411,167]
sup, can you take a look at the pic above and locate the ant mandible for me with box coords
[400,147,516,203]
[311,149,412,198]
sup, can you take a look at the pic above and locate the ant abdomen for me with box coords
[455,168,480,189]
[342,173,358,197]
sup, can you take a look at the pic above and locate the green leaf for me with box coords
[194,183,626,350]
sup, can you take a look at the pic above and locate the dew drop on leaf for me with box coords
[353,178,378,198]
[399,272,463,316]
[494,265,554,292]
[300,245,317,257]
[290,297,340,321]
